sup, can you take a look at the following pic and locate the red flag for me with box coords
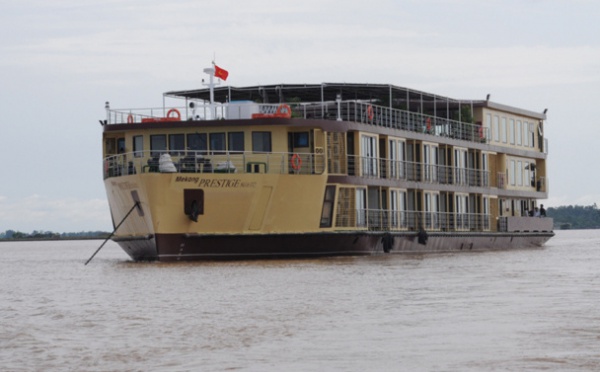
[214,65,229,81]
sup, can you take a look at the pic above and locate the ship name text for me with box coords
[175,176,256,188]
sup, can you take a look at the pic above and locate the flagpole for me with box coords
[203,64,216,119]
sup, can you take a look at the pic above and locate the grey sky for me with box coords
[1,0,599,232]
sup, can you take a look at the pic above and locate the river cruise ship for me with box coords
[101,66,553,261]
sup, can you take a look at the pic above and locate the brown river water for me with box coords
[1,230,599,371]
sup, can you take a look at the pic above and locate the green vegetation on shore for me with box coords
[547,204,600,230]
[0,230,110,241]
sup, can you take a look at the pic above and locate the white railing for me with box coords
[337,209,491,232]
[105,100,491,146]
[342,155,490,187]
[103,150,325,179]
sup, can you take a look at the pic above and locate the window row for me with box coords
[486,113,536,148]
[507,159,536,187]
[132,132,272,157]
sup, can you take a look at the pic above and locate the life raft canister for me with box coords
[291,153,302,171]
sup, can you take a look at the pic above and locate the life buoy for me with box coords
[166,108,181,120]
[478,126,484,138]
[291,153,302,171]
[426,117,432,132]
[367,105,374,120]
[127,114,134,123]
[275,104,292,118]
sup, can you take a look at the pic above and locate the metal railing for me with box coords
[105,100,491,146]
[103,150,325,179]
[342,155,490,187]
[336,209,491,232]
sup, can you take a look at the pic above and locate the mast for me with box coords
[202,63,219,119]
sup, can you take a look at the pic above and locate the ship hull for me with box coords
[113,231,554,262]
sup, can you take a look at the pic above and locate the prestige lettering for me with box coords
[197,179,241,188]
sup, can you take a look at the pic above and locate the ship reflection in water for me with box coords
[1,230,598,371]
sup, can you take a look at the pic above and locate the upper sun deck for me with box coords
[103,82,548,152]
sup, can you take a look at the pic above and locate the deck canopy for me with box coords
[165,83,546,120]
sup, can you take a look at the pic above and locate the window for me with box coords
[390,189,407,228]
[209,133,226,154]
[501,117,507,143]
[320,186,336,228]
[252,132,272,152]
[530,123,535,148]
[517,161,522,186]
[493,115,499,142]
[423,144,438,183]
[516,121,522,146]
[485,114,492,140]
[117,138,125,153]
[187,133,207,154]
[388,139,406,180]
[522,121,529,147]
[509,119,515,144]
[169,134,185,156]
[228,132,245,153]
[454,148,467,185]
[356,188,367,227]
[360,135,378,177]
[133,135,143,157]
[150,135,166,157]
[293,132,309,147]
[425,192,439,229]
[510,160,516,186]
[481,153,489,187]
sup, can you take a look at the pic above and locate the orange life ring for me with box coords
[426,117,432,132]
[367,105,374,120]
[291,153,302,171]
[166,108,181,120]
[275,104,292,118]
[127,114,134,123]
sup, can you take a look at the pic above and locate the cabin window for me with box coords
[150,135,167,157]
[169,134,185,156]
[516,121,522,145]
[485,114,492,140]
[493,115,499,142]
[517,161,523,186]
[117,138,125,153]
[509,160,516,186]
[293,132,309,148]
[133,136,143,157]
[187,133,207,154]
[320,186,336,228]
[252,132,272,152]
[356,188,367,227]
[501,117,507,143]
[390,189,407,228]
[360,135,378,177]
[210,133,226,154]
[228,132,245,153]
[509,119,515,145]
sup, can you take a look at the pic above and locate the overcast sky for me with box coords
[1,0,599,233]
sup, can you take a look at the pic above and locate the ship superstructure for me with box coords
[101,67,553,261]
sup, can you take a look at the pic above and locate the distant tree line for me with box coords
[547,204,600,229]
[0,230,110,240]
